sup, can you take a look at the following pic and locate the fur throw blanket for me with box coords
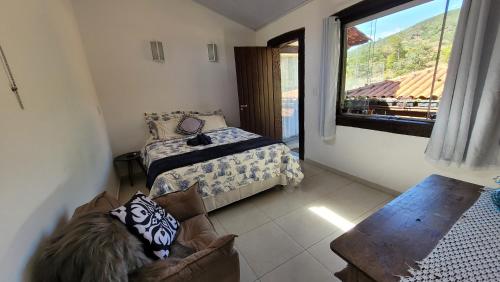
[33,211,152,282]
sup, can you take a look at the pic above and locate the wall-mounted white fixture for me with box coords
[150,41,165,63]
[207,43,217,62]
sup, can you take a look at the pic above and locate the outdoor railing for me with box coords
[282,97,299,140]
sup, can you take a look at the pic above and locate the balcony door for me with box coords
[234,28,304,160]
[234,47,282,140]
[268,28,305,160]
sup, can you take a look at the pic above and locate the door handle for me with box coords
[240,104,248,110]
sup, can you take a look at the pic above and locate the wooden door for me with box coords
[234,47,282,140]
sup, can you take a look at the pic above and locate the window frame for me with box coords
[334,0,436,138]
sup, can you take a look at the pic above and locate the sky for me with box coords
[355,0,463,41]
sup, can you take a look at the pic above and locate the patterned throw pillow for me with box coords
[144,111,185,139]
[109,192,179,259]
[150,119,184,140]
[176,115,205,135]
[185,110,227,132]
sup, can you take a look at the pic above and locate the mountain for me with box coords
[345,9,460,91]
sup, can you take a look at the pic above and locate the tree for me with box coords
[345,9,460,86]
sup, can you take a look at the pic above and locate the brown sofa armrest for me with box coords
[72,191,120,219]
[153,183,206,222]
[129,234,239,282]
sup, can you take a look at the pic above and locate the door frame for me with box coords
[267,28,305,160]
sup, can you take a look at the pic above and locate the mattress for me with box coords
[141,127,304,202]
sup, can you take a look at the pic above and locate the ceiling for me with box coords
[193,0,312,30]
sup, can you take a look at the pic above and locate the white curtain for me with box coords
[319,16,341,141]
[426,0,500,167]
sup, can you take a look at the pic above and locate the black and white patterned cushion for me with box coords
[176,115,205,135]
[109,192,179,259]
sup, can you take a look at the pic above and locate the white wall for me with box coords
[256,0,500,192]
[0,0,118,280]
[72,0,256,155]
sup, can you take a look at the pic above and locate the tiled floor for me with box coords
[119,161,395,282]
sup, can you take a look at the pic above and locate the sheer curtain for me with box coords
[425,0,500,167]
[319,16,341,141]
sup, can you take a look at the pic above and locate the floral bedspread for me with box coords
[142,127,304,198]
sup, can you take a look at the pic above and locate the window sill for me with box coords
[336,114,434,137]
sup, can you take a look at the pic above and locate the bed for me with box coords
[141,111,303,211]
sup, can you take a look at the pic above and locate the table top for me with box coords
[330,174,482,282]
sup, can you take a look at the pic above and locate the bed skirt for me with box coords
[202,175,287,212]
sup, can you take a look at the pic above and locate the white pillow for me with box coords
[152,118,183,139]
[198,115,228,132]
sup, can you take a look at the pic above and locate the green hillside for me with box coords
[345,9,460,91]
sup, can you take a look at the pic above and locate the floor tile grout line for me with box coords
[224,216,273,237]
[324,180,365,199]
[214,210,263,280]
[235,245,260,280]
[210,201,273,236]
[305,248,340,276]
[273,215,341,250]
[256,250,306,279]
[272,216,302,245]
[352,197,394,223]
[305,180,357,205]
[251,177,377,248]
[263,187,355,224]
[299,228,339,250]
[239,191,391,279]
[246,185,310,222]
[208,216,231,236]
[258,199,308,222]
[123,163,392,281]
[257,179,358,222]
[268,181,394,250]
[249,219,307,279]
[235,219,305,279]
[300,164,327,178]
[211,181,355,238]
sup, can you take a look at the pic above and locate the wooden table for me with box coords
[330,174,482,282]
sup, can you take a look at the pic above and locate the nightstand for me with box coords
[113,151,146,186]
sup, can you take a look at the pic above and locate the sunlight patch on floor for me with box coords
[308,206,355,232]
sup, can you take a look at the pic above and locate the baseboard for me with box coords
[106,166,121,199]
[304,159,401,196]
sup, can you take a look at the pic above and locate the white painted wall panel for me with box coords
[73,0,256,155]
[256,0,499,192]
[0,0,117,280]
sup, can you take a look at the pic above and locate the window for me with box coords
[336,0,463,137]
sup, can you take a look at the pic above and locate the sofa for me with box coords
[33,184,240,282]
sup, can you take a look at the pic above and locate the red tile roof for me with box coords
[347,27,370,47]
[346,66,448,100]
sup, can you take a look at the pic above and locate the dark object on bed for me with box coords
[330,175,482,282]
[33,184,240,282]
[147,136,282,188]
[187,133,213,146]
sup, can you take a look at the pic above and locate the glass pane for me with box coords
[342,0,463,120]
[280,51,299,146]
